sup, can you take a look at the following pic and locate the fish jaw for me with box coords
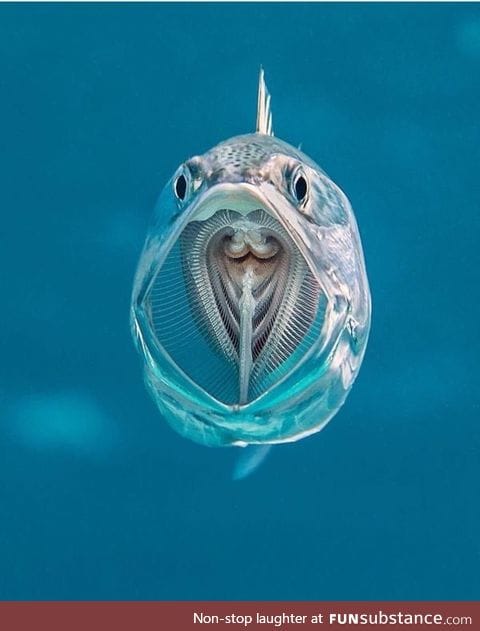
[131,173,370,447]
[137,182,328,406]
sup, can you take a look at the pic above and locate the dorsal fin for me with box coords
[256,67,273,136]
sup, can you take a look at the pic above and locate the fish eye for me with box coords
[174,173,187,200]
[174,166,192,202]
[292,170,309,205]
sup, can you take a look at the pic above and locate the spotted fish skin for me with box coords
[131,75,371,449]
[197,136,270,174]
[187,135,323,189]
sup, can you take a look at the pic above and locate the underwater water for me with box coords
[0,2,479,599]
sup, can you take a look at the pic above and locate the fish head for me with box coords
[131,74,371,447]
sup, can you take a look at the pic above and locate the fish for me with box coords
[131,70,371,475]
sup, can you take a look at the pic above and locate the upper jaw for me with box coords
[186,182,281,222]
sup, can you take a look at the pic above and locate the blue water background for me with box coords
[1,3,479,599]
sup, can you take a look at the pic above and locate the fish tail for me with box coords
[232,444,272,481]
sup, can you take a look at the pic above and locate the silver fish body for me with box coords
[131,73,371,448]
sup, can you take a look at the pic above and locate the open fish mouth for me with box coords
[144,201,326,406]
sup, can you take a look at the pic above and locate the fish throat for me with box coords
[178,208,322,404]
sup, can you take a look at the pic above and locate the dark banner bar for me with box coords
[0,601,478,630]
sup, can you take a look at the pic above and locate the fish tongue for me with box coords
[238,268,255,404]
